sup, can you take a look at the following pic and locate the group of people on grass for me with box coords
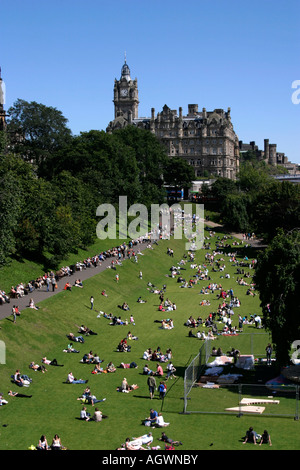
[4,225,271,450]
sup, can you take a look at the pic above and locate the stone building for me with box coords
[107,59,240,180]
[239,138,299,173]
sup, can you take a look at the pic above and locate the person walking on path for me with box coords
[266,343,273,366]
[12,306,16,324]
[51,277,56,292]
[147,374,157,400]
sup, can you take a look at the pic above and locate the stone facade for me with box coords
[107,60,240,180]
[239,138,299,172]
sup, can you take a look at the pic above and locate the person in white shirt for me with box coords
[80,406,90,421]
[0,394,8,405]
[155,412,169,427]
[129,433,153,448]
[67,372,88,384]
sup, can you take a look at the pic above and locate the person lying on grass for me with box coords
[29,362,47,373]
[116,377,139,393]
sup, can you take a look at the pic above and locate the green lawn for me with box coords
[0,229,298,450]
[0,236,129,293]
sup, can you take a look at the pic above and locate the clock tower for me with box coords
[113,56,139,122]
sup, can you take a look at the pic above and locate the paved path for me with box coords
[0,241,151,321]
[203,219,267,249]
[0,222,266,322]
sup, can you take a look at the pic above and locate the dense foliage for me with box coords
[254,229,300,367]
[201,162,300,367]
[0,100,194,267]
[205,163,300,242]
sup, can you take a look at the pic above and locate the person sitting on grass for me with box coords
[121,302,130,311]
[90,407,103,422]
[36,435,50,450]
[243,426,261,445]
[259,430,272,446]
[92,363,104,374]
[80,406,91,421]
[155,412,169,427]
[67,372,88,384]
[144,408,158,426]
[106,362,116,373]
[64,282,72,291]
[117,339,131,352]
[155,363,164,377]
[74,279,83,288]
[51,434,63,450]
[127,331,138,341]
[143,364,154,375]
[13,370,31,387]
[29,298,39,310]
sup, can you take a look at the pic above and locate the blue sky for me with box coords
[1,0,300,163]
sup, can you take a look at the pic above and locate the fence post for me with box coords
[295,385,299,421]
[238,384,243,417]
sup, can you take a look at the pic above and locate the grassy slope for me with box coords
[0,231,298,450]
[0,236,129,294]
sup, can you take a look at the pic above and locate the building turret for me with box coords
[269,143,277,166]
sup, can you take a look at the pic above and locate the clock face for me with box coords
[120,88,128,97]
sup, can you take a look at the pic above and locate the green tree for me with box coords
[254,229,300,367]
[251,181,300,242]
[0,173,21,265]
[237,162,273,193]
[51,171,97,249]
[113,126,168,206]
[164,157,195,202]
[220,193,250,233]
[0,130,8,154]
[42,127,168,207]
[0,154,34,264]
[7,99,72,166]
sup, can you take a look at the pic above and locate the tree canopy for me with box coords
[7,99,72,166]
[0,101,186,267]
[164,157,195,201]
[254,229,300,367]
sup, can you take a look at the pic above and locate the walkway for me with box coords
[0,222,266,322]
[0,241,150,321]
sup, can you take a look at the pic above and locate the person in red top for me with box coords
[155,363,163,377]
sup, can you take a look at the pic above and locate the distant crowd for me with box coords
[0,235,153,308]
